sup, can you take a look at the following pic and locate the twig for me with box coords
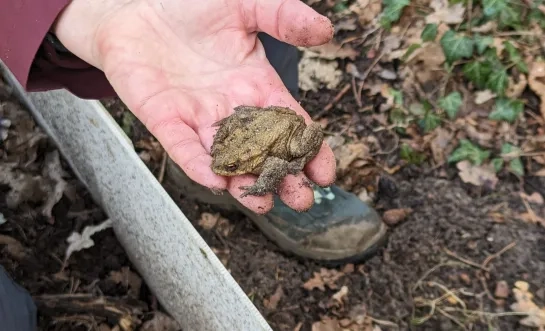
[157,150,167,183]
[361,51,385,82]
[351,77,362,108]
[313,83,351,119]
[481,241,516,269]
[444,248,490,272]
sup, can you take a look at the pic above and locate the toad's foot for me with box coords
[239,157,289,198]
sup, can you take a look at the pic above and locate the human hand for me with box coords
[53,0,337,214]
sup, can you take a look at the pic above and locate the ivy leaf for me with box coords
[489,97,524,123]
[439,92,463,119]
[504,41,528,73]
[448,140,491,165]
[418,111,441,133]
[491,158,504,172]
[390,88,404,106]
[400,144,427,165]
[474,34,494,55]
[486,69,509,95]
[501,143,524,176]
[421,24,438,42]
[499,5,522,29]
[482,0,507,17]
[380,0,410,28]
[402,43,422,62]
[463,61,492,89]
[440,30,474,64]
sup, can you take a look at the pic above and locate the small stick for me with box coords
[481,241,516,269]
[313,83,351,120]
[157,150,167,183]
[444,248,490,272]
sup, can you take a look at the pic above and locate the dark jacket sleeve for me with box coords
[0,1,116,99]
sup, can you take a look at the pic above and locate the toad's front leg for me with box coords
[239,157,289,198]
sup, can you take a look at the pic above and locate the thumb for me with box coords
[245,0,334,47]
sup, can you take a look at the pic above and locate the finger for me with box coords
[227,175,275,214]
[264,89,337,187]
[277,173,315,212]
[244,0,334,47]
[137,93,229,191]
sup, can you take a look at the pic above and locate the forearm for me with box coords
[0,0,116,99]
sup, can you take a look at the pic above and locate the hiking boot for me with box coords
[163,158,388,264]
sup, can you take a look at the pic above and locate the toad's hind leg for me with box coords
[289,122,323,158]
[239,157,289,198]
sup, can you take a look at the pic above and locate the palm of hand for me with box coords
[57,0,336,213]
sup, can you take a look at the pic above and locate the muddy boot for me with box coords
[163,158,387,264]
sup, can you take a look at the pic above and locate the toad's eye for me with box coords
[225,163,238,171]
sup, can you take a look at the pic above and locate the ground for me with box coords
[1,0,545,330]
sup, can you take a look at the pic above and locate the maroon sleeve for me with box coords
[0,1,116,99]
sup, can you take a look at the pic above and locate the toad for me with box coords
[210,105,324,198]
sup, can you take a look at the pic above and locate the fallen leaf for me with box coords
[495,280,510,298]
[312,317,343,331]
[331,286,349,304]
[139,312,181,331]
[382,208,412,226]
[426,0,465,25]
[510,281,545,328]
[198,212,220,230]
[456,160,498,189]
[109,267,142,299]
[474,90,497,105]
[303,268,345,291]
[430,127,454,163]
[305,42,359,61]
[0,234,28,260]
[349,0,382,26]
[336,18,358,32]
[333,143,370,172]
[41,150,72,223]
[65,219,113,261]
[506,74,528,99]
[264,286,284,310]
[528,60,545,120]
[298,52,343,92]
[521,192,544,205]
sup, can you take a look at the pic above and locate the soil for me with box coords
[2,7,545,331]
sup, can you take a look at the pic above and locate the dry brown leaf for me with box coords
[139,312,181,331]
[336,18,358,32]
[474,90,496,105]
[303,268,345,291]
[495,280,510,298]
[510,281,545,328]
[298,52,343,92]
[311,317,344,331]
[264,286,284,310]
[493,38,506,57]
[109,267,142,299]
[349,0,382,26]
[41,150,72,223]
[305,42,359,61]
[331,286,349,304]
[456,161,498,189]
[536,168,545,176]
[0,234,28,260]
[334,143,370,172]
[198,212,220,230]
[382,208,412,226]
[426,0,465,25]
[472,21,497,33]
[430,128,454,163]
[521,192,544,205]
[528,60,545,120]
[507,74,528,99]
